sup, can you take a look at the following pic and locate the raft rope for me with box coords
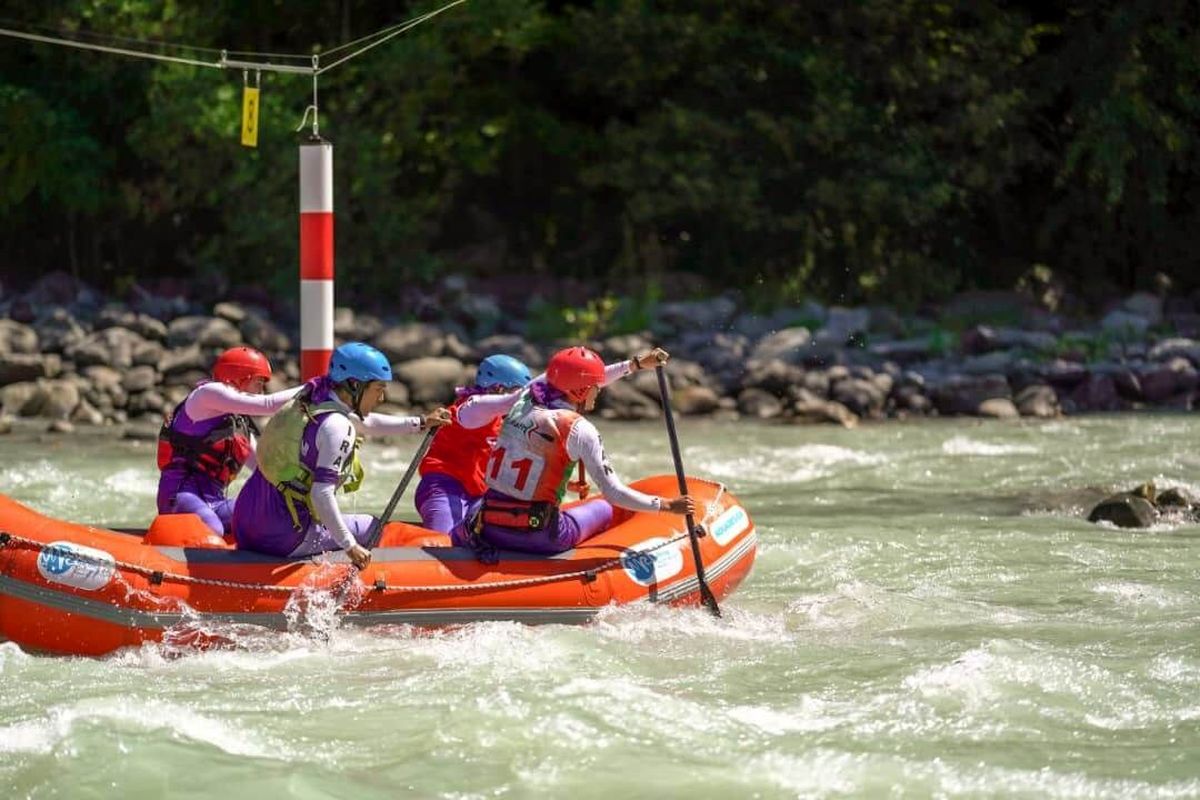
[0,528,702,596]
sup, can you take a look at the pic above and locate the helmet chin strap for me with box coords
[339,379,367,419]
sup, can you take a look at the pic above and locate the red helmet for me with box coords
[212,346,272,390]
[546,346,605,400]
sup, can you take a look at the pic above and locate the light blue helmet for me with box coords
[328,342,392,384]
[476,354,531,389]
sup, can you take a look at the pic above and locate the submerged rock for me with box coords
[1084,482,1200,528]
[1088,493,1158,528]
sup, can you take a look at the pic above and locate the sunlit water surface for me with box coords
[3,416,1200,798]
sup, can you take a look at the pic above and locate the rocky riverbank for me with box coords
[1,272,1198,435]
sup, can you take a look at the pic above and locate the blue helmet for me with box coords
[476,353,531,389]
[328,342,392,384]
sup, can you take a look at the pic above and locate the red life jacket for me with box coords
[419,396,499,496]
[156,399,258,487]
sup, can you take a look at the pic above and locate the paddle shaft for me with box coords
[364,426,438,550]
[654,365,721,617]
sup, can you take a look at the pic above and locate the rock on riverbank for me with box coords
[2,274,1199,433]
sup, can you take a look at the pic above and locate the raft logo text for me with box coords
[37,542,116,591]
[621,538,685,586]
[710,506,749,546]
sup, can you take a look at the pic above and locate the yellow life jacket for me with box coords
[256,391,365,529]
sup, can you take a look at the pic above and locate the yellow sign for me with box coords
[241,85,260,148]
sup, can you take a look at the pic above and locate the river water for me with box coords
[2,416,1200,798]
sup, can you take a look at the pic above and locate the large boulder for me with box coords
[95,307,168,341]
[82,365,124,394]
[122,365,160,394]
[167,316,242,349]
[893,385,932,414]
[4,379,82,419]
[473,334,543,370]
[240,312,291,352]
[1101,309,1151,337]
[39,379,81,420]
[1139,358,1199,404]
[126,389,165,417]
[868,338,933,364]
[32,308,87,353]
[931,373,1011,416]
[790,393,858,428]
[71,398,105,426]
[1069,373,1120,412]
[374,323,448,362]
[393,357,466,404]
[1037,360,1088,389]
[0,353,61,385]
[212,302,247,324]
[823,306,871,342]
[599,333,653,361]
[334,307,385,341]
[1088,486,1158,528]
[0,320,39,354]
[741,358,804,396]
[671,385,720,415]
[831,377,886,418]
[1148,338,1200,366]
[1121,292,1163,325]
[653,296,738,335]
[962,325,1056,355]
[132,340,165,367]
[750,327,812,364]
[737,388,783,419]
[65,327,148,369]
[0,382,41,416]
[596,379,660,421]
[976,397,1019,419]
[1014,384,1059,418]
[160,345,209,376]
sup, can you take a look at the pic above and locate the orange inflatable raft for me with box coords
[0,475,756,656]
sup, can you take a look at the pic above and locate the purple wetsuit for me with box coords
[232,378,378,558]
[451,492,614,556]
[156,404,237,535]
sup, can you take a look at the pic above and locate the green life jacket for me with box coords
[257,390,365,529]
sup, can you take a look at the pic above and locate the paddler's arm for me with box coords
[455,392,522,429]
[566,417,693,514]
[522,350,665,393]
[309,415,371,568]
[353,407,451,436]
[185,382,304,421]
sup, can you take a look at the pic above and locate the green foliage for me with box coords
[1054,331,1114,364]
[2,0,1199,302]
[524,281,660,342]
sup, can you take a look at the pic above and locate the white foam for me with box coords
[941,436,1039,456]
[101,467,159,496]
[1092,581,1180,609]
[903,646,1000,708]
[726,697,845,734]
[687,443,886,483]
[0,640,31,672]
[0,697,291,759]
[592,604,791,645]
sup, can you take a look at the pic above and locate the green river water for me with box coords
[2,416,1199,798]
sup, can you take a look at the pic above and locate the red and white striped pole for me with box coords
[299,138,334,380]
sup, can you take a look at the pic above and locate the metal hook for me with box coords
[295,105,317,133]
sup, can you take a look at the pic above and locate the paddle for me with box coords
[654,365,722,618]
[364,426,438,550]
[331,425,438,611]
